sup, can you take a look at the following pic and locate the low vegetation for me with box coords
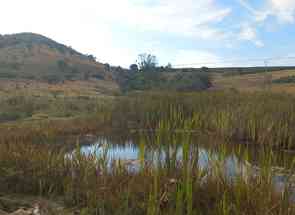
[122,72,211,92]
[1,125,295,214]
[0,93,112,123]
[3,91,295,147]
[1,91,295,214]
[273,75,295,84]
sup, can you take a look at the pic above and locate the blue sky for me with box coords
[1,0,295,67]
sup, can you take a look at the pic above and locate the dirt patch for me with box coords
[0,195,76,215]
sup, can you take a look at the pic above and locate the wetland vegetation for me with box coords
[2,91,295,214]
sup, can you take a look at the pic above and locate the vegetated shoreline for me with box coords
[2,90,295,149]
[2,91,295,214]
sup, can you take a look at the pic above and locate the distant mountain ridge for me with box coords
[0,32,112,83]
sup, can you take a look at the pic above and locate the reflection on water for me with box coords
[78,136,292,173]
[81,139,139,161]
[74,135,295,199]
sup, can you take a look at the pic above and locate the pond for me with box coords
[71,133,295,199]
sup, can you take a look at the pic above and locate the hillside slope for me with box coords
[0,33,113,83]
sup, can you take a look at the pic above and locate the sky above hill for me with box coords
[1,0,295,67]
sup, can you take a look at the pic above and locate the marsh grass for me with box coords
[2,120,295,214]
[3,91,295,149]
[2,91,295,214]
[114,91,295,150]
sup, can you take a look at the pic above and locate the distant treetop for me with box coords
[136,53,158,72]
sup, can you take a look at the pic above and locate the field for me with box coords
[0,79,119,98]
[212,69,295,93]
[2,90,295,214]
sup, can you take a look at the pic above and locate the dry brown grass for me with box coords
[0,79,120,99]
[211,70,295,93]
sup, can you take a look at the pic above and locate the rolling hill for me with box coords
[2,32,295,96]
[0,32,119,95]
[0,33,113,81]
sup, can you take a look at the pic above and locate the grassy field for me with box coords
[212,69,295,93]
[0,79,119,98]
[0,78,120,125]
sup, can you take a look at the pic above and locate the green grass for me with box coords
[0,92,113,123]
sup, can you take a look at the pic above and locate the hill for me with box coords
[0,33,114,82]
[3,32,295,95]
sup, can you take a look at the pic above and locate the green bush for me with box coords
[122,72,212,92]
[272,76,295,84]
[0,112,25,122]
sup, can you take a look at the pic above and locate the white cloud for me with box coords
[239,24,264,47]
[254,40,265,47]
[239,25,256,40]
[269,0,295,23]
[238,0,295,24]
[237,0,269,22]
[0,0,233,66]
[3,0,291,67]
[92,0,231,40]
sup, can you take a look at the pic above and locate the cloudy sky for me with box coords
[1,0,295,67]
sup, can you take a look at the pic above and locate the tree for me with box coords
[201,66,209,73]
[166,63,172,69]
[116,66,124,72]
[165,63,173,72]
[87,54,96,62]
[129,64,139,72]
[136,53,158,72]
[104,63,111,72]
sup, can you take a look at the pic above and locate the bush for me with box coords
[122,72,212,92]
[0,112,25,122]
[272,76,295,84]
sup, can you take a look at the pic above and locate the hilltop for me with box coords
[0,33,114,82]
[0,33,119,97]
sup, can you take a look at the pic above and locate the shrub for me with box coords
[272,76,295,84]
